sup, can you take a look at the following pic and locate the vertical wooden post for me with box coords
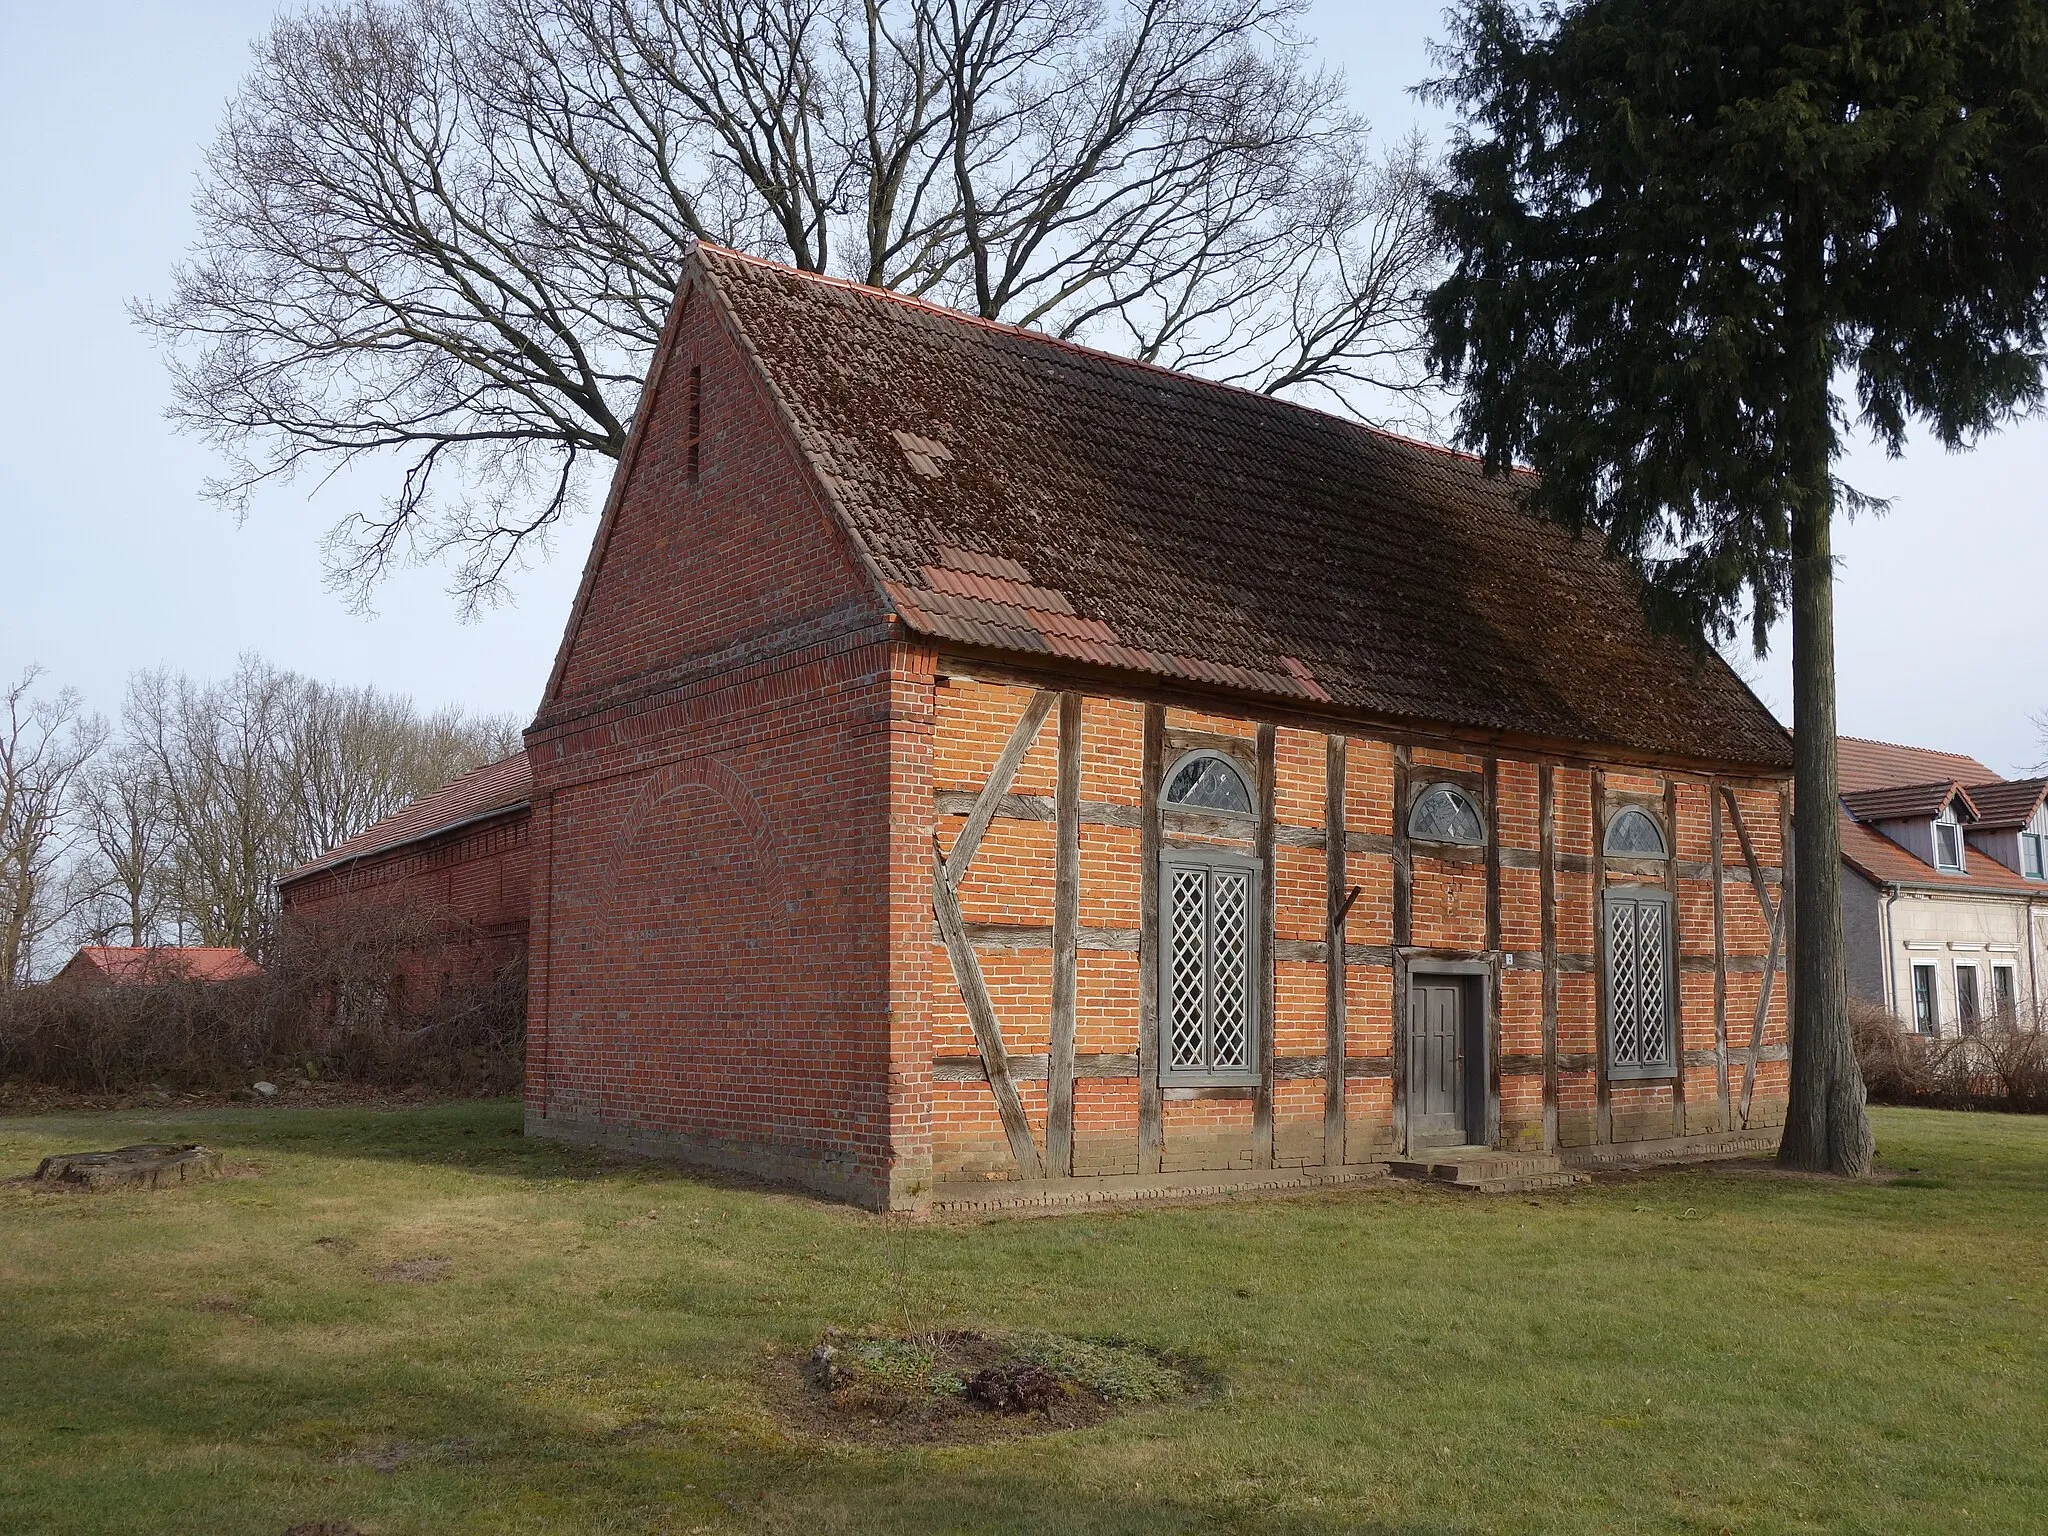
[1780,789,1796,1059]
[1484,756,1503,1148]
[1710,779,1731,1132]
[1539,765,1559,1151]
[1391,744,1413,1155]
[1591,769,1613,1145]
[1324,735,1349,1166]
[1664,778,1687,1139]
[1047,692,1082,1178]
[1136,704,1165,1173]
[1253,723,1279,1170]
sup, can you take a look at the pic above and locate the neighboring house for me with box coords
[1838,736,2048,1035]
[276,752,532,1004]
[54,946,262,988]
[503,244,1795,1212]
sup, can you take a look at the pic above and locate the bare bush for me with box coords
[0,897,523,1097]
[1850,996,2048,1114]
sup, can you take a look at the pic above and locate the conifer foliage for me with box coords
[1427,0,2048,1172]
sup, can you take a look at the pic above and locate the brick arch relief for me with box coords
[552,755,800,1125]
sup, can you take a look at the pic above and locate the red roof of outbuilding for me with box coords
[279,752,531,884]
[575,246,1791,772]
[61,947,263,986]
[1837,736,1995,794]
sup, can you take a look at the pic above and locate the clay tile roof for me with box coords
[1840,780,1978,824]
[1961,777,2048,829]
[1836,735,1995,794]
[1837,806,2039,894]
[64,947,263,986]
[693,247,1792,772]
[279,752,531,884]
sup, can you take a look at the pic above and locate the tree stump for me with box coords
[32,1143,222,1191]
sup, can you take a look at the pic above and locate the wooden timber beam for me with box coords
[1137,704,1166,1172]
[931,688,1058,1179]
[1324,735,1349,1166]
[1720,786,1784,1131]
[1047,693,1082,1177]
[1253,724,1279,1170]
[1539,764,1560,1152]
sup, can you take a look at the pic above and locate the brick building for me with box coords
[517,245,1795,1212]
[278,753,532,1001]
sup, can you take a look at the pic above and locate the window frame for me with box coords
[2024,832,2045,881]
[1955,961,1982,1035]
[1992,963,2018,1025]
[1156,846,1263,1088]
[1603,805,1669,859]
[1602,886,1678,1081]
[1933,810,1965,872]
[1159,748,1256,819]
[1407,782,1487,847]
[1910,962,1939,1035]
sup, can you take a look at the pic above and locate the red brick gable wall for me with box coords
[525,276,925,1209]
[545,283,886,716]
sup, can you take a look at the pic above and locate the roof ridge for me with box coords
[692,242,1506,475]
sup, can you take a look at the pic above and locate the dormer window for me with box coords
[1933,810,1964,872]
[2026,832,2046,880]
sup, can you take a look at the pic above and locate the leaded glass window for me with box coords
[1604,806,1668,858]
[1409,784,1484,845]
[1160,851,1259,1083]
[1604,890,1675,1079]
[1162,751,1253,814]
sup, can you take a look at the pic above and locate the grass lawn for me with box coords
[2,1104,2044,1535]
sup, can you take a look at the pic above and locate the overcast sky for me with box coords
[4,2,2045,773]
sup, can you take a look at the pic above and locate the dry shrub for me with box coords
[1851,994,2048,1113]
[0,898,522,1096]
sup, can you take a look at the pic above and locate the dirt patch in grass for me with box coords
[768,1328,1206,1447]
[371,1256,451,1284]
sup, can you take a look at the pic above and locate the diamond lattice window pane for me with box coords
[1209,871,1251,1068]
[1409,785,1484,844]
[1636,902,1668,1063]
[1609,901,1641,1066]
[1164,754,1253,813]
[1169,868,1208,1068]
[1604,807,1667,858]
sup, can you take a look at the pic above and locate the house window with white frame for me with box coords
[2024,808,2048,880]
[1956,962,1982,1035]
[1992,963,2018,1025]
[1933,806,1965,872]
[1911,962,1938,1035]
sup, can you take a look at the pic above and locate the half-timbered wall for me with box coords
[923,669,1789,1186]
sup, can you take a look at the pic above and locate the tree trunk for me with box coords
[1778,481,1875,1174]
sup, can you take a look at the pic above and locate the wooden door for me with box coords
[1409,977,1465,1146]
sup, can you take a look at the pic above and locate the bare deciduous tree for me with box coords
[138,0,1443,609]
[123,657,519,955]
[71,742,175,949]
[0,671,105,988]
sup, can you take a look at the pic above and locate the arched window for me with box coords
[1409,783,1484,845]
[1604,806,1668,858]
[1162,750,1253,814]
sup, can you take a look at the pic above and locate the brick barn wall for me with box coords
[524,274,923,1210]
[921,672,1790,1187]
[278,811,531,999]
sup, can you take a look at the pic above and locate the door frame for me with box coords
[1399,959,1496,1155]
